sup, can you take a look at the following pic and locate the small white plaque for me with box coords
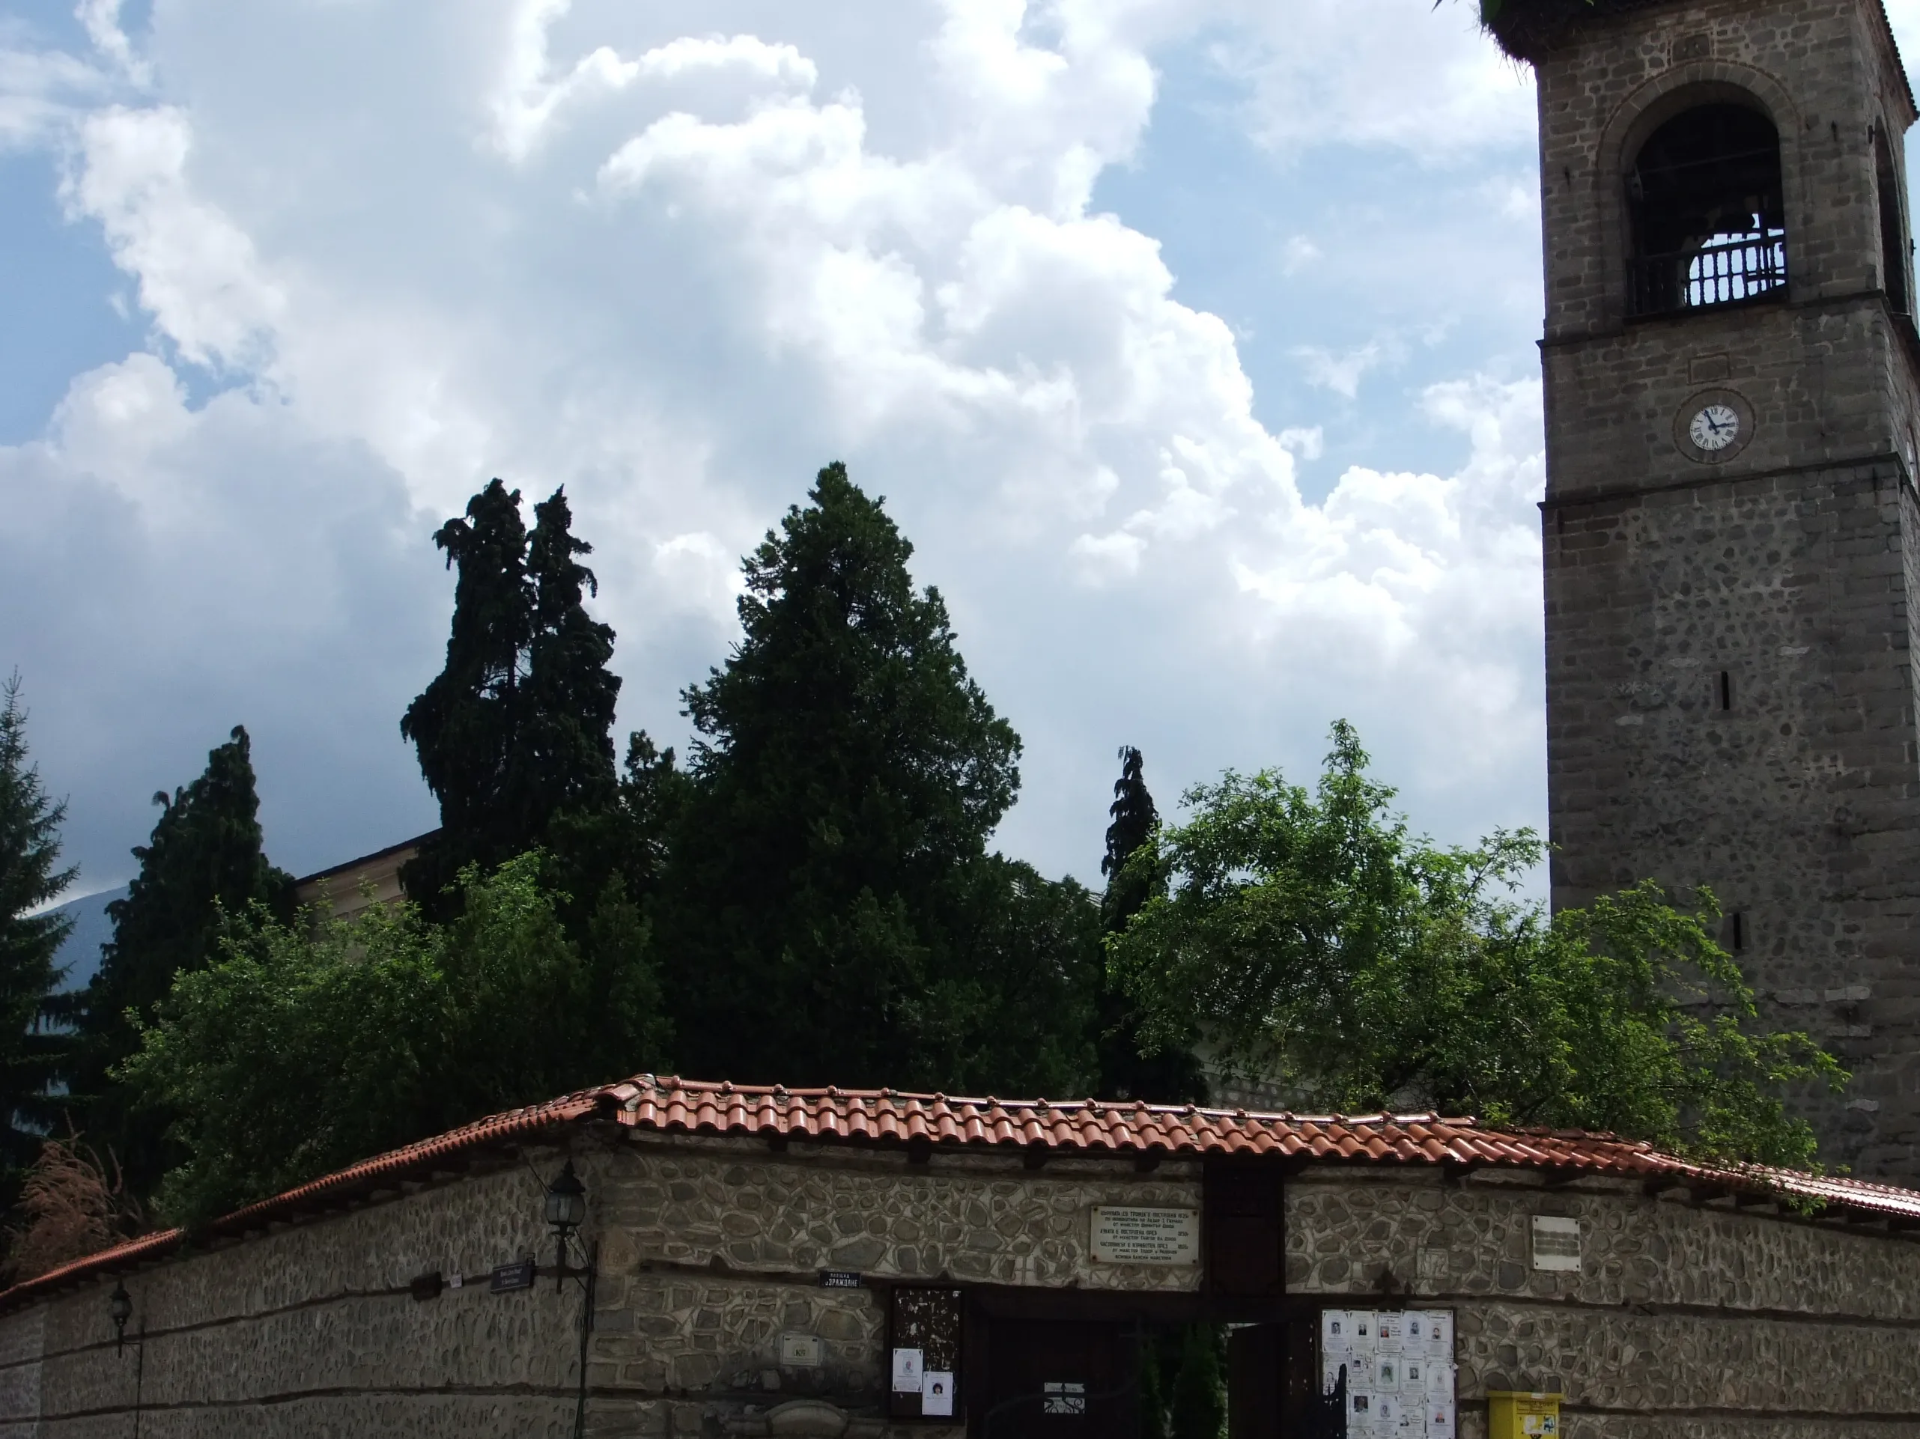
[779,1333,822,1368]
[1531,1215,1581,1272]
[1090,1206,1201,1265]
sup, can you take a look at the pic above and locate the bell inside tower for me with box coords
[1627,102,1787,316]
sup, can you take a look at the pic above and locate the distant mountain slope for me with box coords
[46,888,124,992]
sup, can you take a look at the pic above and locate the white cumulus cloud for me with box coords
[5,0,1555,890]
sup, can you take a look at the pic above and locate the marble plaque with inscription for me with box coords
[1090,1206,1201,1265]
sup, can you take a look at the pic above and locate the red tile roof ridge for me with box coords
[5,1071,1918,1315]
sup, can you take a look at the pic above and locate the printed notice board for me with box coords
[888,1287,964,1421]
[1320,1308,1456,1438]
[1090,1206,1201,1265]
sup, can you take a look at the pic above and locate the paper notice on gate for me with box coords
[1322,1308,1353,1355]
[891,1348,924,1393]
[921,1371,954,1416]
[1375,1312,1404,1354]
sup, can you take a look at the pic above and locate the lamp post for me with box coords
[541,1159,597,1439]
[106,1279,146,1439]
[108,1281,132,1352]
[545,1158,588,1293]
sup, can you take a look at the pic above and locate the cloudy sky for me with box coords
[5,1,1915,898]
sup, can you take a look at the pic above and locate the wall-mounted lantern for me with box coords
[108,1281,133,1353]
[539,1157,598,1439]
[544,1159,588,1292]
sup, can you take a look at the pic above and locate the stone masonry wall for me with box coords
[0,1133,1207,1439]
[581,1135,1205,1438]
[3,1137,1920,1436]
[1532,0,1920,1180]
[0,1151,590,1439]
[1543,458,1920,1174]
[1288,1165,1920,1438]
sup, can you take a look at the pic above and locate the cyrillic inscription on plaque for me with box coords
[1090,1206,1201,1265]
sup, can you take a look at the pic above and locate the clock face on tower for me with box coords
[1673,389,1754,463]
[1689,403,1741,451]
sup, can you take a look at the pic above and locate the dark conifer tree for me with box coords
[1101,746,1158,930]
[401,480,622,910]
[524,487,620,817]
[1168,1325,1228,1439]
[660,463,1090,1091]
[68,725,292,1195]
[0,674,75,1190]
[1095,746,1206,1103]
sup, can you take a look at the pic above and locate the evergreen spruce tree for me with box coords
[68,726,292,1197]
[1102,746,1158,931]
[1136,1330,1171,1439]
[0,674,75,1191]
[400,480,623,912]
[1168,1325,1228,1439]
[1096,747,1206,1103]
[661,463,1079,1091]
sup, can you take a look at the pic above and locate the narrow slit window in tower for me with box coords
[1718,670,1733,710]
[1628,104,1787,317]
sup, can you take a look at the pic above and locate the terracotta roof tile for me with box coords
[7,1072,1919,1311]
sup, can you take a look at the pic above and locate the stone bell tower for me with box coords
[1495,0,1920,1179]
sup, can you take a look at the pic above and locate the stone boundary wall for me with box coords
[0,1134,1210,1439]
[2,1137,1918,1436]
[0,1151,589,1439]
[1288,1166,1920,1437]
[581,1135,1205,1437]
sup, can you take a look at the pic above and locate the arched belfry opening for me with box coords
[1874,128,1911,315]
[1627,102,1788,317]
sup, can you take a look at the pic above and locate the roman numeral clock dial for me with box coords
[1689,403,1740,451]
[1672,390,1754,463]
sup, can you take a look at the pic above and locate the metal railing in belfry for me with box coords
[1628,230,1788,318]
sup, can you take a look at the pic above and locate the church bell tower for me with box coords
[1498,0,1920,1178]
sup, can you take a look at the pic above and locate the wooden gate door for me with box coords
[979,1320,1137,1439]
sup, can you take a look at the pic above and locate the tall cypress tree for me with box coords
[0,674,75,1189]
[1102,746,1158,930]
[660,463,1033,1089]
[1096,747,1206,1103]
[401,480,622,910]
[69,726,292,1196]
[524,487,620,818]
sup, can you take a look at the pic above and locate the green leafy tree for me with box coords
[1096,747,1205,1104]
[401,481,622,911]
[1109,721,1844,1169]
[67,726,292,1197]
[0,674,75,1189]
[120,853,670,1225]
[660,463,1090,1093]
